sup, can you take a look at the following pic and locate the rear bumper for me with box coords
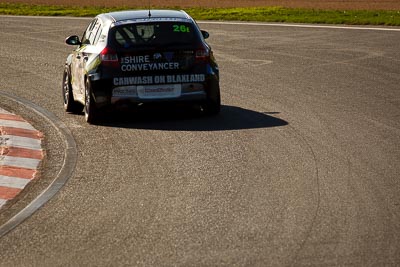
[89,73,218,108]
[111,90,207,105]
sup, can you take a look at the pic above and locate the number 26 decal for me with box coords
[173,25,190,33]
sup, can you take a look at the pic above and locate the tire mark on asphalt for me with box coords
[285,124,321,266]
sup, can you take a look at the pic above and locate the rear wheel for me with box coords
[202,82,221,116]
[84,79,99,124]
[62,68,80,113]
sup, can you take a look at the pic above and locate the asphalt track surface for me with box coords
[0,16,399,266]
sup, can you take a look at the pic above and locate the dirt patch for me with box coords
[3,0,400,10]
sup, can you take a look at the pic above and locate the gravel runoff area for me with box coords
[3,0,400,10]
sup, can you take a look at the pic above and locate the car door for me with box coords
[70,19,98,98]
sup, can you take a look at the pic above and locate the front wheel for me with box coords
[84,80,99,124]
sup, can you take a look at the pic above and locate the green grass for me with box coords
[1,3,400,26]
[187,7,400,26]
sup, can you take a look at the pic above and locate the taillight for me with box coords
[100,47,119,67]
[195,47,210,62]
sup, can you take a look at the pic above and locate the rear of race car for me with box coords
[90,17,220,114]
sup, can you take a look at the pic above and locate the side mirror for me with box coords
[201,30,210,39]
[65,35,81,46]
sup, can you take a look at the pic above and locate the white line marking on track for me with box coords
[1,156,41,170]
[0,108,11,114]
[0,176,30,189]
[0,199,6,208]
[199,21,400,32]
[3,135,42,150]
[0,119,36,130]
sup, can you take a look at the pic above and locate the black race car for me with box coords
[62,9,220,123]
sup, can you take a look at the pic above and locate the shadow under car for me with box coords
[96,104,288,131]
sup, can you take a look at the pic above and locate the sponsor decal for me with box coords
[113,74,205,86]
[114,76,153,86]
[113,18,188,26]
[121,55,149,64]
[165,74,205,83]
[120,55,179,72]
[153,53,162,60]
[137,84,181,99]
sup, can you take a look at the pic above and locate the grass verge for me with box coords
[0,3,399,26]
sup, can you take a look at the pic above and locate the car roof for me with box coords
[100,10,192,23]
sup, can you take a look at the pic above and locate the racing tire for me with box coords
[84,79,99,124]
[202,82,221,116]
[62,68,81,113]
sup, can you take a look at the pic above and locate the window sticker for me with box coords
[173,25,190,33]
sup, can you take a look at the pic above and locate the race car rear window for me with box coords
[112,22,199,48]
